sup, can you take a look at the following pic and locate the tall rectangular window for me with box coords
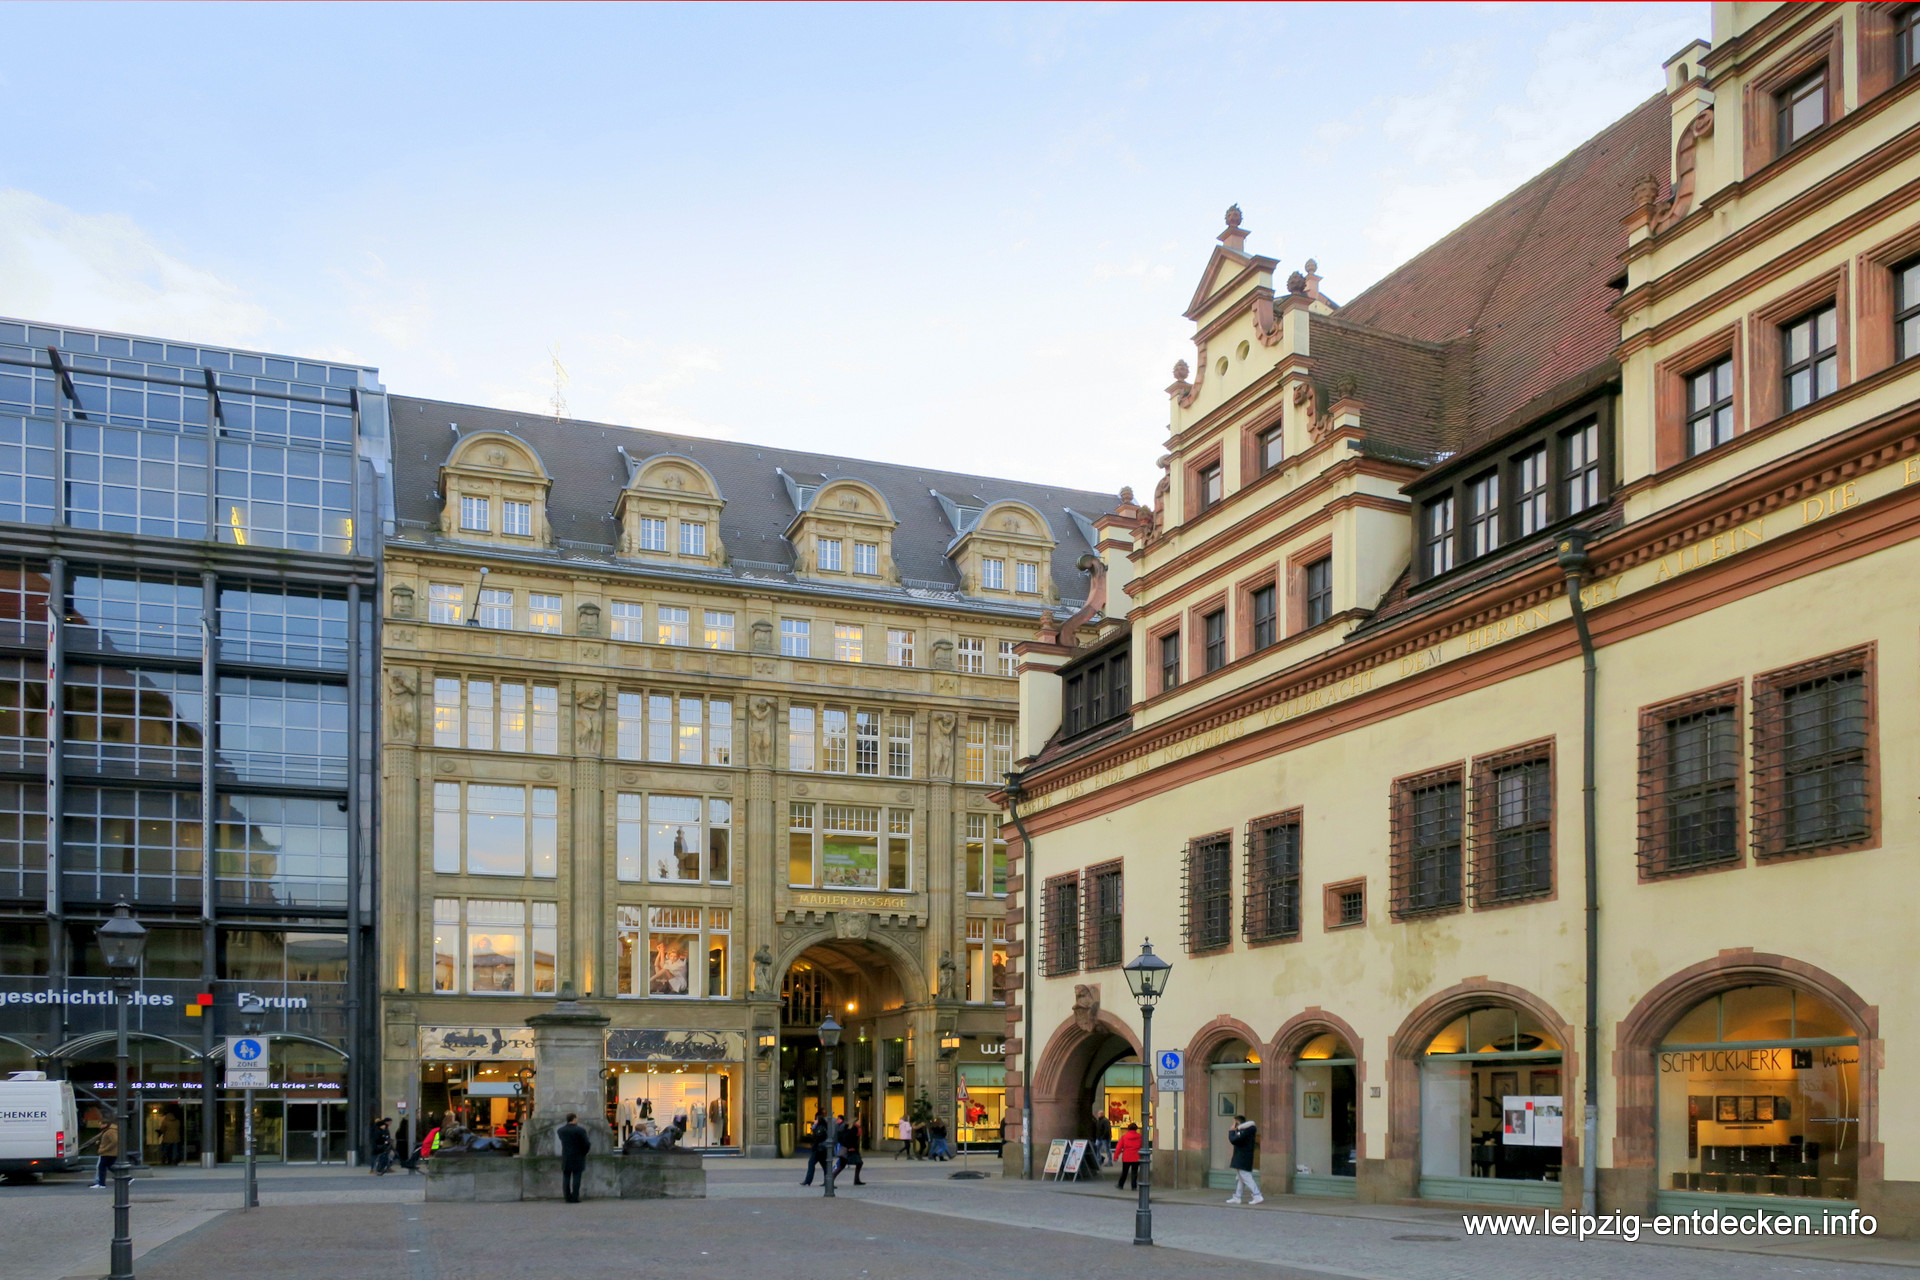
[502,500,532,537]
[1251,585,1276,650]
[1304,558,1333,628]
[819,804,882,889]
[1563,420,1601,511]
[433,783,558,878]
[886,809,912,891]
[853,542,878,575]
[1752,650,1872,858]
[1423,496,1455,577]
[1901,5,1920,80]
[833,624,863,663]
[709,700,732,766]
[1159,631,1179,692]
[1897,257,1920,362]
[433,677,460,747]
[528,592,562,634]
[822,708,849,773]
[854,709,881,776]
[1514,445,1548,535]
[531,685,559,754]
[1244,814,1301,942]
[459,496,489,532]
[610,601,644,642]
[428,583,464,625]
[648,693,672,762]
[466,900,526,995]
[789,705,816,772]
[1466,471,1500,558]
[887,629,915,667]
[963,812,1007,896]
[963,719,986,784]
[657,606,690,647]
[998,638,1017,676]
[817,538,842,571]
[887,712,913,778]
[466,679,494,750]
[981,558,1005,590]
[1197,461,1223,511]
[1782,305,1838,412]
[477,588,512,630]
[781,618,810,657]
[787,803,815,887]
[675,695,700,764]
[679,521,706,556]
[1473,747,1552,904]
[703,610,735,650]
[1085,862,1124,968]
[990,721,1013,782]
[1776,66,1827,151]
[957,636,984,674]
[1043,874,1080,975]
[498,683,527,752]
[1638,687,1742,877]
[1183,835,1231,954]
[1258,425,1284,473]
[1203,609,1226,673]
[1391,768,1463,917]
[1016,561,1039,594]
[708,799,731,883]
[638,517,667,552]
[433,899,459,992]
[647,794,703,882]
[617,691,644,761]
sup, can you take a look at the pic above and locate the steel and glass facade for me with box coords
[0,317,385,1166]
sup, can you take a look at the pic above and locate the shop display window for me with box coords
[1420,1006,1563,1185]
[964,918,1007,1003]
[1293,1033,1358,1180]
[1207,1041,1261,1173]
[958,1063,1005,1145]
[617,905,732,999]
[612,1064,735,1148]
[1657,986,1859,1201]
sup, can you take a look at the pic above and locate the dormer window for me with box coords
[639,517,668,553]
[502,500,532,537]
[1514,447,1547,536]
[1423,496,1456,577]
[1562,421,1601,509]
[854,542,879,575]
[1777,67,1827,151]
[982,557,1005,590]
[818,538,843,572]
[679,520,707,557]
[1465,472,1500,558]
[1016,561,1039,594]
[460,496,489,532]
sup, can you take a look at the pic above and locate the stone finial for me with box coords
[1632,174,1661,209]
[1224,204,1243,229]
[1304,258,1317,273]
[1286,270,1308,294]
[1172,360,1190,382]
[1118,485,1135,504]
[1218,205,1249,253]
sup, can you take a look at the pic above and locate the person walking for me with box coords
[1091,1110,1113,1166]
[158,1109,182,1166]
[928,1116,951,1161]
[799,1115,830,1186]
[1114,1121,1142,1191]
[369,1116,394,1174]
[556,1112,591,1203]
[90,1113,120,1189]
[894,1115,915,1159]
[832,1116,866,1186]
[1224,1114,1263,1205]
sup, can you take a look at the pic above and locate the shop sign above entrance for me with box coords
[604,1029,744,1063]
[791,891,913,912]
[417,1026,535,1061]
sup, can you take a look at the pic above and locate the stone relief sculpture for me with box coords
[930,711,957,779]
[748,696,776,767]
[385,669,419,741]
[752,945,775,998]
[575,686,604,755]
[938,950,959,1002]
[1071,983,1101,1033]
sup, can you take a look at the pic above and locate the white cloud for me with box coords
[0,189,274,346]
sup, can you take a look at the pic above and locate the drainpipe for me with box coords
[1005,773,1036,1181]
[1556,529,1599,1218]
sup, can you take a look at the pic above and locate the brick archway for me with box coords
[1026,1006,1143,1158]
[1180,1015,1265,1178]
[1610,949,1880,1219]
[1265,1008,1366,1195]
[1383,978,1577,1205]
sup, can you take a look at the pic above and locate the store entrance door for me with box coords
[284,1100,349,1164]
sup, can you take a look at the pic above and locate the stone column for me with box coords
[380,671,421,1117]
[570,682,606,996]
[745,693,779,1154]
[524,986,614,1158]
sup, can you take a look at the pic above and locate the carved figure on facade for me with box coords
[386,669,419,741]
[937,950,959,1002]
[833,911,871,941]
[752,944,775,998]
[931,711,957,779]
[748,696,776,767]
[575,686,604,755]
[1071,983,1101,1033]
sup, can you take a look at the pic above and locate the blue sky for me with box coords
[2,2,1706,494]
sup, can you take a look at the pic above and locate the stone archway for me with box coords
[1611,949,1880,1220]
[771,918,929,1006]
[1383,978,1577,1205]
[1026,995,1142,1161]
[1181,1015,1264,1188]
[1267,1008,1367,1196]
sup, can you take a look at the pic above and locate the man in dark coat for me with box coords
[1224,1114,1263,1205]
[557,1112,591,1203]
[799,1115,830,1186]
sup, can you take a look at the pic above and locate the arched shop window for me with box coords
[1206,1040,1260,1185]
[1658,985,1858,1207]
[1419,1006,1563,1205]
[1293,1033,1357,1194]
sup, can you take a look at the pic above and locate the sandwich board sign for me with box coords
[225,1035,270,1089]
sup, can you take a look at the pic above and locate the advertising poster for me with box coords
[822,836,878,888]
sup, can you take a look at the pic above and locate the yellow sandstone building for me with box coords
[1003,1,1920,1232]
[377,395,1117,1155]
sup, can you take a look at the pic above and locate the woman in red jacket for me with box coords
[1115,1122,1143,1189]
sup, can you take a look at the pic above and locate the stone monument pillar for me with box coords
[524,983,614,1158]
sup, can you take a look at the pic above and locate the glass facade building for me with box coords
[0,317,385,1166]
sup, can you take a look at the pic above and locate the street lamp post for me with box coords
[1122,939,1172,1248]
[818,1015,841,1198]
[236,994,267,1210]
[97,901,149,1280]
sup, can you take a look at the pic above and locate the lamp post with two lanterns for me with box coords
[97,900,149,1280]
[1122,939,1172,1248]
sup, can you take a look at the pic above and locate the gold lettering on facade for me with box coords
[1801,483,1858,524]
[1906,458,1919,486]
[1399,645,1443,675]
[793,892,912,910]
[1462,605,1552,654]
[1579,577,1620,608]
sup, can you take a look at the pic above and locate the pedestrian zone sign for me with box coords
[226,1035,270,1089]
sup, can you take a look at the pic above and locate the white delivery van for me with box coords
[0,1072,81,1182]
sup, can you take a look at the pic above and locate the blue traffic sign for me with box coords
[1156,1049,1183,1074]
[233,1038,263,1062]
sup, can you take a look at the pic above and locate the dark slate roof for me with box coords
[1332,94,1667,457]
[388,395,1122,612]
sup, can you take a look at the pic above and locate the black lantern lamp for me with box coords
[1121,939,1172,1247]
[100,901,146,1280]
[817,1015,842,1197]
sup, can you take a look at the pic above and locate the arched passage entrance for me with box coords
[1270,1010,1365,1199]
[777,935,924,1152]
[1028,1002,1143,1162]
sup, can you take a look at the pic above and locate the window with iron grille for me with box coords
[1042,873,1081,975]
[1181,834,1232,954]
[1083,861,1124,969]
[1390,766,1463,918]
[1471,744,1552,905]
[1338,886,1364,926]
[1637,685,1742,877]
[1243,812,1301,943]
[1752,649,1873,859]
[1203,609,1227,673]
